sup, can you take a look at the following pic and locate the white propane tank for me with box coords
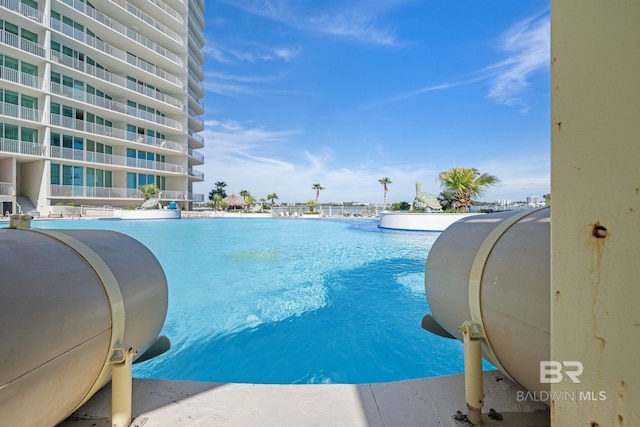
[423,207,550,396]
[0,218,169,426]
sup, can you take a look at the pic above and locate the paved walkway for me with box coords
[59,371,549,427]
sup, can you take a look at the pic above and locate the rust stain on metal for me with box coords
[592,224,608,239]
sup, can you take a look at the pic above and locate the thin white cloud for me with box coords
[272,47,302,61]
[484,14,550,108]
[203,70,283,96]
[217,0,399,46]
[363,13,549,110]
[363,82,460,109]
[204,38,301,64]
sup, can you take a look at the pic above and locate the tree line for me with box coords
[206,167,499,212]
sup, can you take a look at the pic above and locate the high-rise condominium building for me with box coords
[0,0,205,217]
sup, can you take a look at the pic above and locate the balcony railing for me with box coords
[59,0,183,67]
[50,50,184,109]
[187,167,204,180]
[0,0,44,23]
[188,109,204,125]
[189,1,205,28]
[50,145,185,173]
[0,103,42,122]
[50,184,198,201]
[124,106,183,130]
[0,65,43,89]
[148,0,184,26]
[188,132,204,146]
[50,82,184,130]
[0,138,46,156]
[51,82,126,113]
[0,29,46,57]
[126,132,184,152]
[188,149,204,162]
[51,113,125,138]
[0,181,14,196]
[109,0,182,44]
[49,113,185,152]
[50,17,184,94]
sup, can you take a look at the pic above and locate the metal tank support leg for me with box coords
[460,321,484,426]
[111,347,138,427]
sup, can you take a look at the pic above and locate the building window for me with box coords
[2,124,18,140]
[21,127,37,143]
[51,163,60,185]
[21,29,38,43]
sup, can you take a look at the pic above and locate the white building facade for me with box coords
[0,0,205,216]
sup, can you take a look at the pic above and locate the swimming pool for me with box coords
[34,218,488,384]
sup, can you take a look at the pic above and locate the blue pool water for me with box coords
[34,218,490,384]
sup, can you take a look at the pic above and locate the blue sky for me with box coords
[196,0,550,204]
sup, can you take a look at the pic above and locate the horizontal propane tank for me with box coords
[423,207,550,396]
[0,216,169,427]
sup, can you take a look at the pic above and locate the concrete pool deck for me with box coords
[59,370,549,426]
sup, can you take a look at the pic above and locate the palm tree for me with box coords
[378,177,392,210]
[212,193,223,210]
[240,190,251,202]
[306,200,318,212]
[312,183,324,203]
[438,167,500,212]
[209,181,228,200]
[267,193,279,206]
[139,184,159,201]
[245,194,256,209]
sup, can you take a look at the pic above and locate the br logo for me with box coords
[540,361,584,383]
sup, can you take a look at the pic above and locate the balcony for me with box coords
[59,0,183,67]
[187,167,204,180]
[51,184,197,201]
[50,145,185,174]
[50,82,184,130]
[109,0,183,45]
[189,2,205,29]
[0,138,45,156]
[0,65,43,90]
[50,50,184,109]
[188,149,204,163]
[126,132,184,153]
[124,106,183,131]
[49,113,185,152]
[0,181,14,196]
[0,0,44,23]
[148,0,184,26]
[50,17,185,95]
[0,102,43,123]
[188,132,204,148]
[190,192,204,202]
[0,29,46,57]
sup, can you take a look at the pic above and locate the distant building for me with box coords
[495,199,512,207]
[0,0,205,216]
[527,196,542,206]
